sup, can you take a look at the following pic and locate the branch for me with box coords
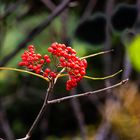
[16,81,54,140]
[16,135,29,140]
[0,0,71,67]
[80,49,113,59]
[48,79,129,104]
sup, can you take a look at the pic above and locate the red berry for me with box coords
[37,53,42,58]
[44,55,49,59]
[33,66,37,70]
[48,47,53,52]
[18,62,25,66]
[45,68,50,73]
[36,69,41,74]
[40,59,45,64]
[50,72,57,78]
[59,57,65,62]
[28,45,34,50]
[45,58,51,63]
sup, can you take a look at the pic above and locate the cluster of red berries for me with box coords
[48,42,87,90]
[19,43,87,90]
[18,45,57,78]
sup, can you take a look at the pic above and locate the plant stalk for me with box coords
[16,81,54,140]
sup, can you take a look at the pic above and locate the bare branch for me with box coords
[16,135,29,140]
[16,81,54,140]
[48,79,129,104]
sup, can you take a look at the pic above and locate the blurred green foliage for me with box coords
[128,35,140,71]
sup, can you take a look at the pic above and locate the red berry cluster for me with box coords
[48,42,87,90]
[19,43,87,90]
[18,45,57,78]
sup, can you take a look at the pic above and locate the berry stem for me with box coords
[84,69,123,80]
[54,68,65,84]
[0,67,49,82]
[58,69,122,80]
[80,49,113,59]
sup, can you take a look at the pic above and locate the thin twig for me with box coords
[84,69,122,80]
[48,79,128,104]
[16,135,29,140]
[54,68,65,84]
[16,81,54,140]
[0,0,71,67]
[27,82,53,138]
[80,49,113,59]
[0,67,49,82]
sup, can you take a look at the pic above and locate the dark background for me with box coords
[0,0,140,140]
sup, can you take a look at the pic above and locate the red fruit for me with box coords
[37,53,42,58]
[45,68,50,73]
[36,64,41,69]
[45,58,51,63]
[48,47,53,52]
[51,42,58,48]
[61,61,67,67]
[40,59,45,64]
[28,64,33,69]
[33,56,39,61]
[44,55,49,59]
[82,59,87,68]
[80,70,86,75]
[18,62,25,66]
[43,72,48,77]
[28,45,34,50]
[36,69,41,74]
[19,43,87,91]
[22,57,27,61]
[59,57,65,62]
[33,66,37,70]
[50,72,57,78]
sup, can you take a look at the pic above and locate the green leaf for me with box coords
[128,35,140,71]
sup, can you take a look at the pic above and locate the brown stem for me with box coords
[16,81,54,140]
[48,79,128,104]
